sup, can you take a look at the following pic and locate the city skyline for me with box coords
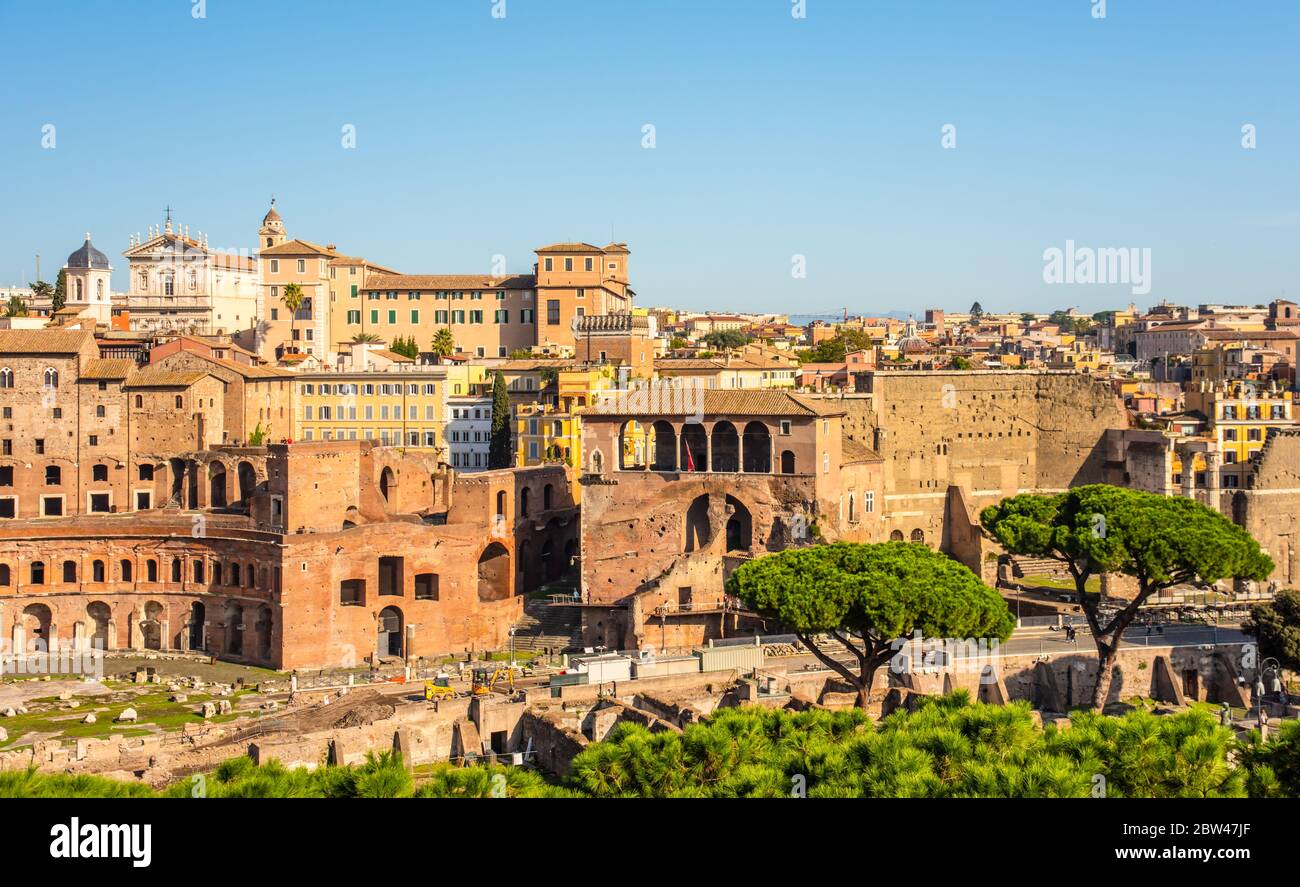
[3,1,1298,314]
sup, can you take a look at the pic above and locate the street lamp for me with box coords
[508,626,517,669]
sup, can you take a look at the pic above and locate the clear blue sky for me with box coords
[1,0,1296,315]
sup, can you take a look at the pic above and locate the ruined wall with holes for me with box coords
[841,370,1130,550]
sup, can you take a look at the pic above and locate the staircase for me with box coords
[514,576,583,653]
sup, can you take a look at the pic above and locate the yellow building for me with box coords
[294,365,453,451]
[1182,380,1296,485]
[515,366,619,499]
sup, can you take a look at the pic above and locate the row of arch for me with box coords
[13,599,274,661]
[615,420,797,474]
[2,554,272,592]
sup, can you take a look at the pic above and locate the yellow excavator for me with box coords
[424,672,456,701]
[471,667,516,696]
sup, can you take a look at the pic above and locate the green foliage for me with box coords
[351,332,380,343]
[389,335,420,360]
[487,371,512,469]
[3,294,28,317]
[798,329,873,364]
[53,269,67,313]
[980,485,1273,595]
[507,347,533,359]
[1243,589,1300,674]
[569,695,1251,798]
[431,327,455,359]
[700,329,750,350]
[248,422,267,447]
[949,355,974,370]
[725,543,1013,705]
[982,485,1272,708]
[1238,719,1300,798]
[668,336,689,350]
[0,766,157,798]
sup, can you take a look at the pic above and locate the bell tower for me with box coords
[259,198,287,251]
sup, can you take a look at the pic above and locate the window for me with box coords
[297,259,306,273]
[0,467,9,486]
[45,466,61,485]
[95,405,105,418]
[62,560,77,582]
[544,257,553,271]
[92,464,108,482]
[139,464,154,481]
[270,259,279,273]
[547,300,561,325]
[44,368,58,389]
[415,573,438,600]
[35,439,45,455]
[585,257,594,271]
[30,561,45,584]
[865,491,875,513]
[564,257,573,271]
[0,368,11,388]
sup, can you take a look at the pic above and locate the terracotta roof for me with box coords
[258,239,342,258]
[588,388,843,418]
[370,349,414,363]
[361,273,535,291]
[841,435,882,464]
[327,256,400,275]
[80,358,137,380]
[123,368,210,388]
[0,329,94,354]
[535,242,604,254]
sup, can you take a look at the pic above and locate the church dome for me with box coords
[262,200,283,226]
[896,335,932,354]
[67,234,110,270]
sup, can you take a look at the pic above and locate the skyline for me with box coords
[2,0,1298,314]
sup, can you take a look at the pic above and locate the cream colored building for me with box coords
[120,213,259,335]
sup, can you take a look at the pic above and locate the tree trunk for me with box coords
[1090,641,1116,711]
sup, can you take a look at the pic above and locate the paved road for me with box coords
[1001,623,1250,657]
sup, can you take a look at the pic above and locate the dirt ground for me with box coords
[0,678,111,710]
[98,654,285,686]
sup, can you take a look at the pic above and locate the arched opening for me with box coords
[62,560,77,583]
[87,602,111,650]
[890,530,905,542]
[230,563,241,586]
[477,542,511,602]
[208,463,227,508]
[377,606,404,659]
[651,420,677,470]
[684,494,711,552]
[712,421,740,472]
[30,561,46,584]
[120,559,133,583]
[22,604,52,652]
[541,539,555,581]
[169,458,185,505]
[237,461,257,503]
[142,601,165,650]
[520,487,531,518]
[380,467,395,502]
[543,483,553,511]
[742,422,772,472]
[189,602,205,651]
[589,449,604,474]
[780,450,796,474]
[848,494,856,524]
[725,495,753,552]
[910,528,925,544]
[680,423,708,472]
[619,420,649,470]
[224,602,244,655]
[187,462,199,509]
[254,606,273,660]
[91,560,105,582]
[495,490,506,521]
[518,539,532,593]
[564,538,579,573]
[0,564,9,586]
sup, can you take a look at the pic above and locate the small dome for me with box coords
[262,199,282,225]
[67,234,109,270]
[896,335,932,354]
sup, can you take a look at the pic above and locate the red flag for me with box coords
[685,444,696,472]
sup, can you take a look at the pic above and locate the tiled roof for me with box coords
[534,242,604,253]
[258,239,341,258]
[80,358,137,380]
[370,349,414,363]
[0,329,94,354]
[588,388,844,418]
[361,273,535,291]
[841,434,882,464]
[123,368,210,388]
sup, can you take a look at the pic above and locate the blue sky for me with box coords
[1,0,1297,314]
